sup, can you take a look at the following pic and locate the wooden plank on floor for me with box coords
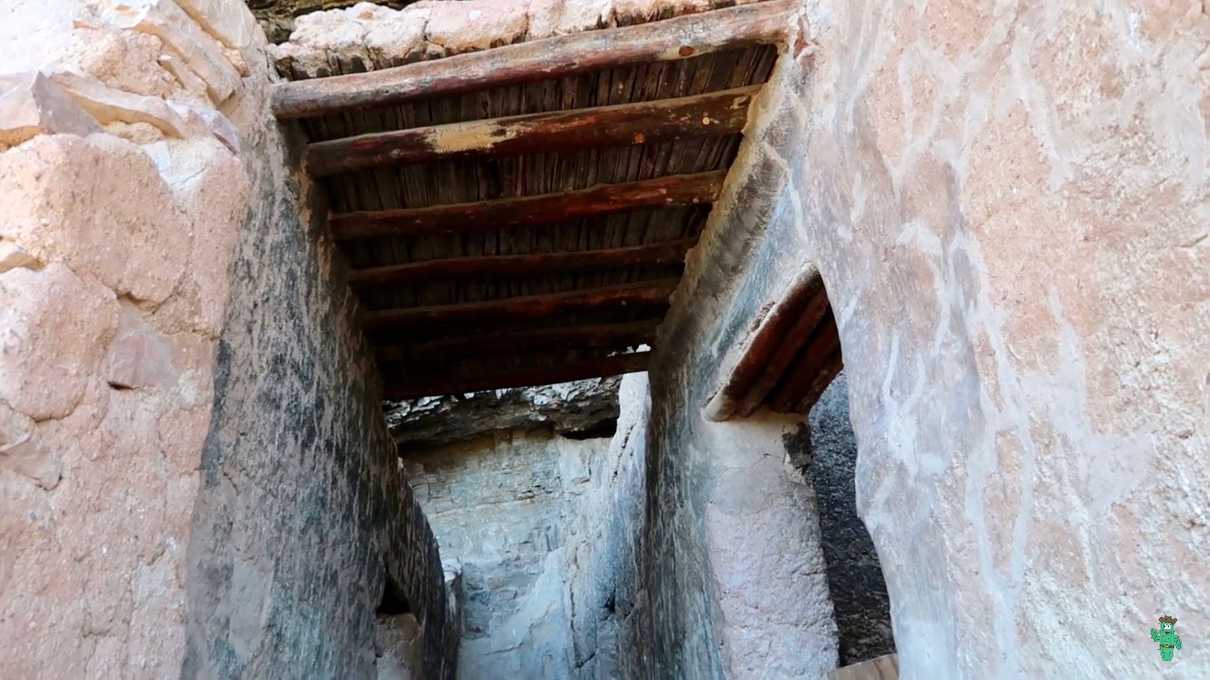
[305,86,759,177]
[331,172,724,240]
[383,351,651,400]
[271,0,796,119]
[361,279,679,331]
[830,654,898,680]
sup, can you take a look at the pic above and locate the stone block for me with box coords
[0,264,118,421]
[0,134,190,304]
[174,0,262,50]
[102,304,179,390]
[99,0,241,103]
[0,72,100,147]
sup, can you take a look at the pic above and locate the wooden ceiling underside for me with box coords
[272,1,795,399]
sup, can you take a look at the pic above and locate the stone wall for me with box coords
[1,1,453,678]
[0,1,256,676]
[405,428,610,678]
[787,1,1209,676]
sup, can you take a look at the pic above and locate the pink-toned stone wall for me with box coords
[740,2,1207,677]
[0,2,257,677]
[1,2,455,678]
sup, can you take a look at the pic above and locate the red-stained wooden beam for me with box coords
[361,279,679,331]
[703,273,831,421]
[383,351,651,400]
[376,320,660,363]
[305,85,759,177]
[767,311,842,413]
[271,0,795,120]
[351,239,694,287]
[332,172,724,240]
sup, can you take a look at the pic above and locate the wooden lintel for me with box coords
[351,240,694,287]
[703,273,830,421]
[376,320,660,363]
[305,85,759,177]
[362,279,679,331]
[383,351,651,400]
[332,172,724,240]
[768,312,841,413]
[271,1,795,120]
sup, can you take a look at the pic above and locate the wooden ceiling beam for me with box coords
[305,85,759,177]
[271,0,796,120]
[351,239,695,287]
[376,320,660,363]
[362,279,679,331]
[332,172,724,240]
[383,351,652,400]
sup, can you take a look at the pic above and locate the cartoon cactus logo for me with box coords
[1150,615,1182,662]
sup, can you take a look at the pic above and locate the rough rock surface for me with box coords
[0,4,252,676]
[1,1,453,678]
[387,377,620,449]
[405,428,609,678]
[805,373,894,665]
[268,0,768,76]
[784,2,1209,677]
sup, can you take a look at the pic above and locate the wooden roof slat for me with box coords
[362,279,679,331]
[376,320,660,362]
[383,351,652,400]
[351,239,694,287]
[331,171,726,240]
[271,0,795,120]
[305,85,760,177]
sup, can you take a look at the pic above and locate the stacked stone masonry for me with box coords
[1,1,453,678]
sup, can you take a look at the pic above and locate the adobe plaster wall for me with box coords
[1,1,453,678]
[765,2,1208,677]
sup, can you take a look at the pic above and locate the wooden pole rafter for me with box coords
[332,172,724,240]
[376,320,660,363]
[305,85,759,176]
[271,0,796,119]
[362,279,679,331]
[351,240,694,287]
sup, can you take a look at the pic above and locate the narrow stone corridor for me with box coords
[1,1,1205,679]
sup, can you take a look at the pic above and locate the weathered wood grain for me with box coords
[361,279,679,331]
[306,85,760,176]
[331,172,725,239]
[704,272,827,421]
[768,310,841,413]
[376,320,660,362]
[271,0,795,118]
[351,239,694,286]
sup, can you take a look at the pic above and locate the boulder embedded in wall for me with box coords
[176,0,264,50]
[143,137,248,335]
[527,0,614,39]
[98,0,241,103]
[0,72,100,148]
[420,1,530,53]
[102,303,179,390]
[0,263,119,421]
[0,133,190,304]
